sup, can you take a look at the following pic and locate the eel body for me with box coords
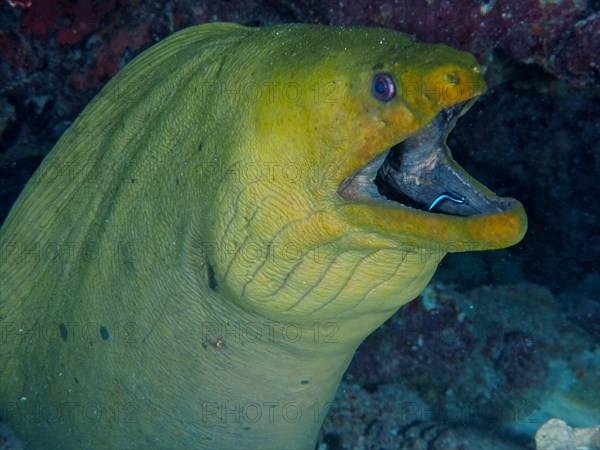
[0,23,526,448]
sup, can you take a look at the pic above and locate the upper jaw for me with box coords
[338,99,517,217]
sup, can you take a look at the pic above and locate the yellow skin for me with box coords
[0,23,526,448]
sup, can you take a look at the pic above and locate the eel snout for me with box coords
[340,101,517,217]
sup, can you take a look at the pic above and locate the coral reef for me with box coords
[278,0,600,89]
[317,383,526,449]
[345,283,600,438]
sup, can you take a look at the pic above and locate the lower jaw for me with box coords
[336,199,527,251]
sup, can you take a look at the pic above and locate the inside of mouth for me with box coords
[340,103,516,217]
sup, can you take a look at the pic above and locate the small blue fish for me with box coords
[428,192,466,211]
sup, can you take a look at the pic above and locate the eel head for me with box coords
[329,33,528,252]
[216,25,527,321]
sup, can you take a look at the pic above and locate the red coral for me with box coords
[21,0,117,45]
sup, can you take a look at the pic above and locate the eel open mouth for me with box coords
[338,100,516,217]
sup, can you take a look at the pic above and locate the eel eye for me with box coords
[372,72,396,102]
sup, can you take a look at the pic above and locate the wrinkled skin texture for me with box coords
[0,23,526,448]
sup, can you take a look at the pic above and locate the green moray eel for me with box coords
[0,23,526,448]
